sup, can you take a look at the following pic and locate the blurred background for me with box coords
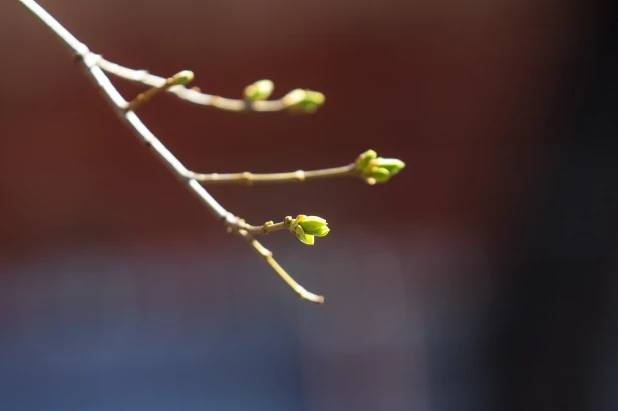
[1,0,617,410]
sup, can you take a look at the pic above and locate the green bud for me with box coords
[283,89,306,104]
[243,79,274,101]
[355,149,377,171]
[371,158,406,175]
[294,224,314,245]
[355,150,405,184]
[313,226,330,237]
[296,215,327,234]
[305,90,325,105]
[369,166,391,182]
[283,89,326,113]
[172,70,195,85]
[291,215,329,245]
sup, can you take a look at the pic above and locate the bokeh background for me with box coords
[1,0,617,410]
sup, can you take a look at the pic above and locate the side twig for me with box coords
[96,56,322,113]
[188,164,357,185]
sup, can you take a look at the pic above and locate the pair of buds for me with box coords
[244,79,325,113]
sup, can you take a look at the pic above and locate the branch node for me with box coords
[241,171,253,185]
[262,220,274,234]
[295,170,306,182]
[284,216,294,229]
[261,248,273,259]
[73,44,90,64]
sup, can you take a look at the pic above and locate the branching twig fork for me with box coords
[19,0,405,305]
[19,0,325,303]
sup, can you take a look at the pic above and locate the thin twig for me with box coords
[237,230,324,304]
[189,164,358,185]
[229,219,290,236]
[19,0,325,304]
[125,77,176,111]
[96,56,291,112]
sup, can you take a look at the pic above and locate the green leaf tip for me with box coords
[354,150,405,185]
[244,79,274,101]
[283,89,326,114]
[290,215,330,245]
[172,70,195,85]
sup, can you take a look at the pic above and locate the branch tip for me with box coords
[354,149,405,184]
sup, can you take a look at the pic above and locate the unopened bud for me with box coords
[283,89,326,113]
[243,79,274,101]
[290,215,330,245]
[354,150,405,184]
[172,70,195,85]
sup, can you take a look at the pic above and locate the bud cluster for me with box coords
[289,215,330,245]
[354,149,405,185]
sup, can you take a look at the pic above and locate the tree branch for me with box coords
[19,0,325,303]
